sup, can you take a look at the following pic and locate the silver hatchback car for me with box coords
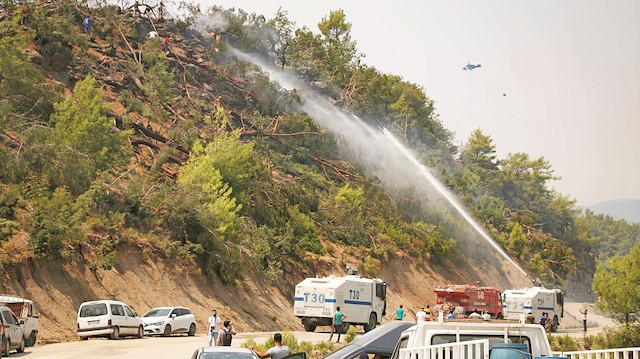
[1,305,25,356]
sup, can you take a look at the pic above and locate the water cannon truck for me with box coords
[294,267,387,333]
[502,286,564,332]
[433,284,503,318]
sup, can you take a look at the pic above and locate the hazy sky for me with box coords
[197,0,640,206]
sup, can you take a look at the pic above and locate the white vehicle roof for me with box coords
[79,300,129,307]
[0,295,33,304]
[504,287,561,299]
[199,347,256,354]
[297,275,382,287]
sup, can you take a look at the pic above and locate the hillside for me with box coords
[589,199,640,224]
[0,0,604,343]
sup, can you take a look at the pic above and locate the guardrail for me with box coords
[399,339,490,359]
[552,347,640,359]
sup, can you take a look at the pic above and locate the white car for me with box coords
[77,300,144,340]
[141,307,196,336]
[191,347,259,359]
[1,305,26,356]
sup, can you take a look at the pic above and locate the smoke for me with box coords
[223,41,532,285]
[191,12,229,35]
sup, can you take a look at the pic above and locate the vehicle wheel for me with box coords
[551,316,559,332]
[110,326,120,340]
[137,325,144,338]
[303,323,316,332]
[27,331,36,347]
[497,312,504,320]
[81,337,88,341]
[188,323,196,337]
[364,313,377,332]
[17,337,25,353]
[163,324,171,337]
[341,323,350,334]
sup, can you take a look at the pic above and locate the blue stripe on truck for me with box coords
[295,297,304,301]
[325,299,336,303]
[538,307,554,310]
[344,300,372,306]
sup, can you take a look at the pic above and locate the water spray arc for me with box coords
[228,48,530,283]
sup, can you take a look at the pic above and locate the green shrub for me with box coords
[345,326,356,343]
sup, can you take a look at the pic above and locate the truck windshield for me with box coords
[431,335,531,353]
[80,303,108,317]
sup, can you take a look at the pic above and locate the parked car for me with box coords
[1,305,25,356]
[190,347,259,359]
[141,306,196,336]
[0,295,39,347]
[323,321,414,359]
[77,300,144,340]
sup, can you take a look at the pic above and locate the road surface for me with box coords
[15,331,339,359]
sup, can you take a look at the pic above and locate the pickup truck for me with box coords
[391,320,553,359]
[0,296,39,347]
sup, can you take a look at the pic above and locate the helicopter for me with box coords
[462,62,482,71]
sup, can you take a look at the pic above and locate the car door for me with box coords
[110,304,127,335]
[123,305,138,335]
[178,308,190,331]
[1,310,20,348]
[169,308,181,331]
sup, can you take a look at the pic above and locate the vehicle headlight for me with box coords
[148,321,164,326]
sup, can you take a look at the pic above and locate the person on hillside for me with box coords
[395,305,405,320]
[83,16,91,35]
[468,310,481,319]
[482,310,491,321]
[216,320,236,346]
[425,305,432,321]
[579,308,588,332]
[157,1,164,19]
[147,30,158,38]
[163,36,170,53]
[251,333,291,359]
[416,307,427,323]
[207,309,222,346]
[329,306,346,343]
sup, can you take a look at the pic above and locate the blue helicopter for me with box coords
[463,62,482,71]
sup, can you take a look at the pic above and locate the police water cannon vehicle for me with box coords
[502,287,564,332]
[293,267,387,333]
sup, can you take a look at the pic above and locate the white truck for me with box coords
[391,320,554,359]
[0,295,39,347]
[502,287,564,332]
[294,270,387,333]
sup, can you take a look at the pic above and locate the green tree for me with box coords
[48,75,131,194]
[508,223,526,257]
[593,243,640,323]
[317,10,359,86]
[267,8,295,68]
[462,129,498,171]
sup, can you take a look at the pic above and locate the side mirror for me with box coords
[134,312,138,317]
[34,314,40,319]
[19,320,25,325]
[171,314,177,319]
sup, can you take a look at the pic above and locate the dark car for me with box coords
[323,321,415,359]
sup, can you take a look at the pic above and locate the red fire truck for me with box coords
[433,284,503,319]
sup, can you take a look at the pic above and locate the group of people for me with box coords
[395,305,494,323]
[468,310,492,321]
[206,309,292,359]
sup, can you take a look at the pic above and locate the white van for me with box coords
[391,321,553,359]
[77,300,144,340]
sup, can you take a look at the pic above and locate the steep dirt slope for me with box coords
[0,237,530,344]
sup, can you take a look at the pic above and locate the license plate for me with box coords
[88,320,99,325]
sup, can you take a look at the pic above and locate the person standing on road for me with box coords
[207,309,222,346]
[217,320,236,346]
[416,307,427,323]
[579,308,588,331]
[252,333,291,359]
[395,305,405,320]
[329,307,346,343]
[539,312,548,331]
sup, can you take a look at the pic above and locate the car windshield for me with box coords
[79,303,108,317]
[199,354,256,359]
[143,308,171,317]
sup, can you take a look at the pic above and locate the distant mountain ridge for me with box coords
[588,199,640,224]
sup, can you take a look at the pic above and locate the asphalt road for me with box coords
[14,331,337,359]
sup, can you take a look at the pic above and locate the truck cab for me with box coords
[391,321,552,359]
